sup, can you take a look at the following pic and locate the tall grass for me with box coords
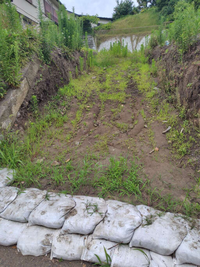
[147,2,200,54]
[95,41,128,67]
[0,0,83,90]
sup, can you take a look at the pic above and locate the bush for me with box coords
[0,0,84,90]
[168,1,200,54]
[95,41,128,67]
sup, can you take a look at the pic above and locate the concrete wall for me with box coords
[98,18,112,25]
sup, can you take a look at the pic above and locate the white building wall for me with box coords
[13,0,39,23]
[12,0,59,24]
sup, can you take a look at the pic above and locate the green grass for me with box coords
[0,45,200,219]
[96,9,160,37]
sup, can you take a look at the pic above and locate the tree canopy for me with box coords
[113,0,138,20]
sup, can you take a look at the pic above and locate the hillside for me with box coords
[96,9,160,36]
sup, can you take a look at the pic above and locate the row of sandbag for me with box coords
[0,221,197,267]
[0,187,200,265]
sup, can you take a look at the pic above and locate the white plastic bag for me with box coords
[150,251,174,267]
[0,218,27,246]
[51,232,87,260]
[0,188,46,222]
[17,226,55,256]
[0,168,14,187]
[175,220,200,266]
[93,200,142,243]
[28,192,75,228]
[61,196,107,235]
[130,210,187,255]
[0,186,18,212]
[81,235,117,264]
[111,245,150,267]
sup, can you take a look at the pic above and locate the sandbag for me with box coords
[137,205,160,218]
[0,186,18,212]
[175,264,197,267]
[51,232,87,261]
[0,218,27,246]
[0,168,14,187]
[61,196,107,235]
[17,226,55,256]
[81,235,117,264]
[175,220,200,266]
[93,200,142,243]
[0,188,46,222]
[111,245,150,267]
[130,208,187,255]
[28,192,75,228]
[150,251,174,267]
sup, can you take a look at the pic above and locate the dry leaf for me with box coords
[65,159,70,163]
[155,147,159,152]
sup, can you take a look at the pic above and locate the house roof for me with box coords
[66,10,113,21]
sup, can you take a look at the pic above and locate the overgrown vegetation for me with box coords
[0,0,83,92]
[0,0,200,222]
[147,1,200,54]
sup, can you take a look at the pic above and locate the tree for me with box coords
[81,15,99,33]
[188,0,200,10]
[156,0,180,20]
[112,0,134,20]
[137,0,156,9]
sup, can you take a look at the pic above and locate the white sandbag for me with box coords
[130,209,187,255]
[175,264,197,267]
[150,251,174,267]
[93,200,142,243]
[0,168,14,187]
[0,218,27,246]
[111,245,150,267]
[81,235,117,264]
[61,196,107,235]
[0,188,46,222]
[149,260,159,267]
[51,232,87,261]
[175,220,200,266]
[28,192,75,228]
[137,205,161,218]
[0,186,18,212]
[17,226,55,256]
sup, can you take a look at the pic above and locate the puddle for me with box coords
[90,34,149,52]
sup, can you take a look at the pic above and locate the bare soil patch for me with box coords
[12,61,199,216]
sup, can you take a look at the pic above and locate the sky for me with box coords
[61,0,138,18]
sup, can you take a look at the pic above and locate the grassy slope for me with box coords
[97,9,160,36]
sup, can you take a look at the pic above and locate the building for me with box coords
[12,0,60,25]
[12,1,113,28]
[66,10,113,27]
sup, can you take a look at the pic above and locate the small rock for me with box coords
[144,125,148,128]
[17,112,21,118]
[35,158,45,164]
[92,76,96,79]
[129,124,134,129]
[75,141,80,146]
[51,161,60,166]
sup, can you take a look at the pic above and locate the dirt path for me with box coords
[11,59,199,216]
[0,246,94,267]
[5,57,199,265]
